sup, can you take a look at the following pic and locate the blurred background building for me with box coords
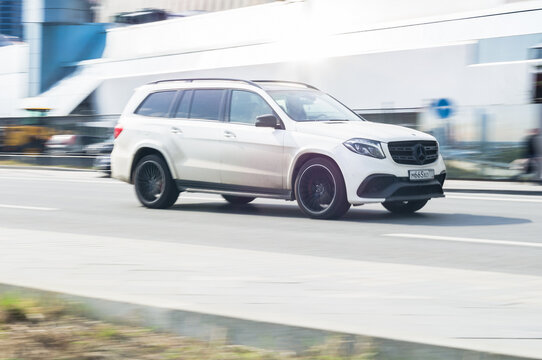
[0,0,541,178]
[92,0,276,23]
[0,0,23,39]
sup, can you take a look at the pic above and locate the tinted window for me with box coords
[135,91,177,117]
[173,91,190,118]
[230,91,274,125]
[189,89,225,121]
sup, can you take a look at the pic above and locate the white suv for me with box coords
[111,78,446,219]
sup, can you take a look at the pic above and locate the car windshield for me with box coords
[267,90,362,122]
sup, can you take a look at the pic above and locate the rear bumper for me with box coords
[356,173,446,202]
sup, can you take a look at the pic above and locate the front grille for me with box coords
[387,141,439,165]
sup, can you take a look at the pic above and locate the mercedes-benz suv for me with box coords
[111,78,446,219]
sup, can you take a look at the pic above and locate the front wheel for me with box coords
[222,195,255,205]
[382,199,428,214]
[295,157,351,219]
[134,154,179,209]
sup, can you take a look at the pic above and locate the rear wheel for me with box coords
[295,157,350,219]
[134,154,179,209]
[222,195,255,205]
[382,199,428,214]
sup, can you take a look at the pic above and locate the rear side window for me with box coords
[189,89,226,121]
[135,91,177,117]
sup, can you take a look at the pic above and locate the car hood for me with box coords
[294,121,435,143]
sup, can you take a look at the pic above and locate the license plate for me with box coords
[409,169,434,181]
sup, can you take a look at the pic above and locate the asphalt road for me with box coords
[1,168,541,277]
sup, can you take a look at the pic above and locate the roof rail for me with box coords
[149,78,262,88]
[251,80,319,90]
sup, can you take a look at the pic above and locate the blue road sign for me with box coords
[433,98,454,119]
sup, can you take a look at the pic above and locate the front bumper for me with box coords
[357,173,445,202]
[334,144,447,205]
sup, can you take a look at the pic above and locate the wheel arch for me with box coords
[130,146,176,184]
[288,151,343,196]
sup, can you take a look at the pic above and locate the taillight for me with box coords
[114,125,123,139]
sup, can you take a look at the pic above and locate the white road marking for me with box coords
[447,194,542,203]
[383,233,542,249]
[0,204,58,211]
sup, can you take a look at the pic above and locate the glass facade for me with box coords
[476,33,542,63]
[0,0,23,39]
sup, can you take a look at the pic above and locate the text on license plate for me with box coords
[409,169,435,181]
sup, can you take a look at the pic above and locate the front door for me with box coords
[220,90,285,190]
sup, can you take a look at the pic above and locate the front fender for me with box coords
[286,148,340,190]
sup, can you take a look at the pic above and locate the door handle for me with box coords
[171,127,183,134]
[223,130,236,139]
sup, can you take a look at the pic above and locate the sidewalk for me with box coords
[445,180,542,196]
[1,227,541,359]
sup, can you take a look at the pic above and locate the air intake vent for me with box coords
[387,141,438,165]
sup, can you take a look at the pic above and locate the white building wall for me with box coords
[22,0,44,97]
[94,0,275,22]
[306,0,533,33]
[19,0,542,135]
[0,44,29,117]
[89,0,541,112]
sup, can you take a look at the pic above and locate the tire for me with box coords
[295,157,351,219]
[134,154,179,209]
[382,199,428,214]
[222,195,255,205]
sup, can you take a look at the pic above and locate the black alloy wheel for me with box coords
[295,158,350,219]
[134,154,179,209]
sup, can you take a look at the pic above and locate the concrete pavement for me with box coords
[445,180,542,196]
[1,227,542,359]
[2,168,542,359]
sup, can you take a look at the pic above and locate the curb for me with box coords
[445,188,542,196]
[0,283,534,360]
[0,154,98,170]
[0,165,98,172]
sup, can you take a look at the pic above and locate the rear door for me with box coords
[131,89,182,172]
[169,89,226,183]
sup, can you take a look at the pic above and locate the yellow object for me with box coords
[1,125,56,153]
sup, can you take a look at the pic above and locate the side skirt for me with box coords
[175,180,293,200]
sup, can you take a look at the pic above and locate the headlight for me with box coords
[343,138,386,159]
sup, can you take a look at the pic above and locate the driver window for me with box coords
[230,91,274,125]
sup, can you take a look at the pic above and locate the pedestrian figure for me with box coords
[525,129,539,175]
[536,128,542,182]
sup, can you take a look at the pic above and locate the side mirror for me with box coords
[255,114,281,129]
